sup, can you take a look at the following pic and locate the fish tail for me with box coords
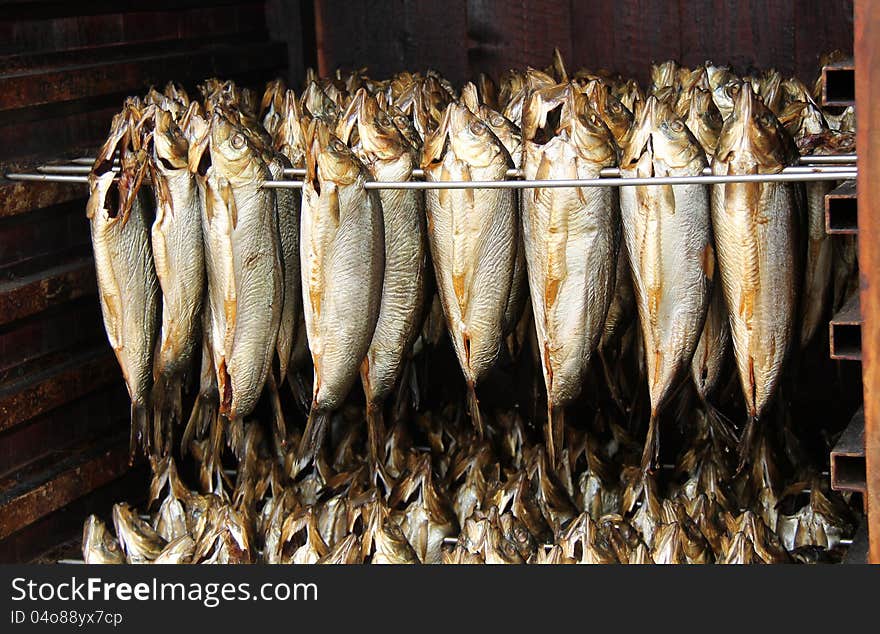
[736,415,759,475]
[150,373,181,457]
[466,382,484,439]
[287,371,312,415]
[265,373,288,450]
[640,410,660,474]
[546,404,565,470]
[181,392,214,458]
[366,401,387,471]
[703,399,737,451]
[226,416,245,461]
[599,347,627,416]
[129,402,149,463]
[295,407,329,475]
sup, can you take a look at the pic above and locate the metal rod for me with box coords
[35,163,856,178]
[7,170,857,188]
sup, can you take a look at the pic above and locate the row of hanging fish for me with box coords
[83,387,856,564]
[86,49,857,501]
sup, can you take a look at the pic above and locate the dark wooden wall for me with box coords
[0,1,295,562]
[312,0,853,85]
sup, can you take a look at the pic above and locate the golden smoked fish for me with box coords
[188,111,282,429]
[336,89,426,466]
[147,106,205,450]
[422,102,517,436]
[521,83,619,466]
[296,119,385,468]
[619,96,713,471]
[711,84,801,459]
[88,106,160,456]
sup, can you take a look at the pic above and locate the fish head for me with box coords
[716,81,797,168]
[477,73,499,110]
[301,81,340,124]
[778,100,828,140]
[578,79,633,145]
[422,101,507,170]
[650,59,679,92]
[338,88,413,164]
[207,110,261,180]
[82,515,124,564]
[758,68,784,115]
[622,95,705,171]
[152,107,189,171]
[685,87,723,157]
[781,76,811,109]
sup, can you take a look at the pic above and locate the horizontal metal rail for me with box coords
[35,164,856,178]
[6,170,858,189]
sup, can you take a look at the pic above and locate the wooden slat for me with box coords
[0,383,127,475]
[854,0,880,563]
[0,30,267,75]
[825,180,858,234]
[822,56,856,106]
[0,345,120,432]
[0,256,96,326]
[0,41,285,112]
[830,291,862,361]
[0,297,105,373]
[0,431,130,541]
[831,406,866,493]
[0,105,118,163]
[0,462,146,564]
[466,0,573,80]
[793,1,854,84]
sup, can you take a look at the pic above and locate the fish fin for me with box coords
[130,402,149,462]
[295,407,329,475]
[265,373,288,451]
[287,370,312,415]
[466,382,484,439]
[151,373,181,457]
[226,416,245,461]
[546,405,565,470]
[736,415,759,475]
[640,411,660,474]
[366,401,387,474]
[704,400,737,451]
[220,179,238,230]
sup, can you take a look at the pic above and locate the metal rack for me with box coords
[4,157,859,190]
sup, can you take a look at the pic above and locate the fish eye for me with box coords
[670,120,685,133]
[377,113,391,127]
[231,133,246,149]
[469,120,485,135]
[490,113,505,127]
[331,139,347,152]
[394,115,408,128]
[609,100,622,113]
[761,113,776,127]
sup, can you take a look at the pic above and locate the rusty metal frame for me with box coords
[855,0,880,562]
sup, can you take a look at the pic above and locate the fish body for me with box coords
[521,83,619,464]
[148,107,205,440]
[88,109,160,455]
[337,90,426,463]
[422,102,517,435]
[297,119,385,466]
[619,95,713,470]
[711,84,800,444]
[189,111,282,423]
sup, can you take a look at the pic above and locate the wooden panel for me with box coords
[0,431,131,541]
[313,2,851,85]
[466,0,573,79]
[0,178,87,219]
[0,463,147,564]
[794,1,854,82]
[0,297,105,373]
[855,0,880,563]
[0,41,285,111]
[0,256,96,326]
[0,345,120,433]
